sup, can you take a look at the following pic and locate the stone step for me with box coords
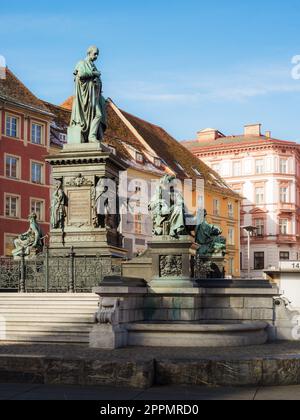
[0,293,96,297]
[0,298,98,302]
[0,324,92,333]
[0,303,97,312]
[2,333,90,343]
[0,308,97,315]
[0,293,98,344]
[1,314,94,321]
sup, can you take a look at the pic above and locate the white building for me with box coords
[183,124,300,278]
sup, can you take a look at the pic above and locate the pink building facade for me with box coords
[183,124,300,278]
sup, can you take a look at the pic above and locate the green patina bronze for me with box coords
[12,213,44,259]
[195,209,226,257]
[69,46,107,144]
[148,175,187,238]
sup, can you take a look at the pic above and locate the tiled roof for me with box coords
[54,97,239,198]
[43,101,70,129]
[0,68,51,114]
[183,135,298,150]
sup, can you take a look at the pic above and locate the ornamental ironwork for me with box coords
[0,249,121,293]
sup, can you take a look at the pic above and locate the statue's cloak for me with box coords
[71,59,107,141]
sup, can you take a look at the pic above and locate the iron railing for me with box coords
[0,247,122,293]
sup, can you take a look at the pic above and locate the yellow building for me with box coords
[49,98,241,277]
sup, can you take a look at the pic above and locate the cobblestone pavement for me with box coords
[1,383,300,400]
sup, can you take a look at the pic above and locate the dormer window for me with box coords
[154,157,161,167]
[59,133,67,143]
[175,161,184,171]
[107,145,116,155]
[136,152,144,163]
[193,167,202,177]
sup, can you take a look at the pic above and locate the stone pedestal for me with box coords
[46,143,128,257]
[149,236,196,288]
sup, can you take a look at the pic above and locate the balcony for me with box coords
[278,203,297,213]
[276,234,298,244]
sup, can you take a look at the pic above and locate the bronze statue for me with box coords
[92,178,119,229]
[12,213,44,259]
[148,175,187,238]
[50,180,67,229]
[69,46,107,143]
[195,209,226,257]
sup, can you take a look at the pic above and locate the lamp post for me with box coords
[242,225,257,279]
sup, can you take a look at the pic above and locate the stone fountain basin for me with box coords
[126,321,268,348]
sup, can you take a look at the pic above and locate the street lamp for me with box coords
[242,225,257,279]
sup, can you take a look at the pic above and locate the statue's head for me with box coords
[87,46,99,62]
[55,179,62,189]
[28,213,38,222]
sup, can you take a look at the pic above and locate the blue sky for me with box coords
[1,0,300,141]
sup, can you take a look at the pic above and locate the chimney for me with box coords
[197,128,223,142]
[244,124,261,137]
[265,131,271,138]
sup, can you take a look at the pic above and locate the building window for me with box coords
[255,219,265,237]
[5,196,19,218]
[6,115,18,138]
[280,252,290,261]
[31,123,43,145]
[279,219,288,235]
[213,199,220,216]
[233,161,241,177]
[31,162,43,184]
[255,187,264,205]
[31,200,44,221]
[212,163,220,173]
[5,156,19,179]
[255,159,264,174]
[228,202,234,218]
[134,214,142,235]
[4,234,18,257]
[228,228,235,245]
[136,153,144,163]
[280,159,288,174]
[280,187,288,203]
[254,252,265,270]
[228,258,234,276]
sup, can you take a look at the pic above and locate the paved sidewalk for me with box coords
[1,383,300,400]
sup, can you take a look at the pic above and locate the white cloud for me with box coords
[110,62,300,105]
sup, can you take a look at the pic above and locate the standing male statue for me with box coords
[69,46,107,144]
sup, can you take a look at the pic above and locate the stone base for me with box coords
[90,324,128,349]
[123,236,196,287]
[50,229,126,258]
[126,322,268,348]
[89,276,280,348]
[46,142,128,259]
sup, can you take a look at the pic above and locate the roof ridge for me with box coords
[6,68,47,108]
[43,100,71,113]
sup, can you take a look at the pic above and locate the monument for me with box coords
[90,175,279,349]
[46,46,127,258]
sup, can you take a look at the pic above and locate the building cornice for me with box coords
[0,95,54,118]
